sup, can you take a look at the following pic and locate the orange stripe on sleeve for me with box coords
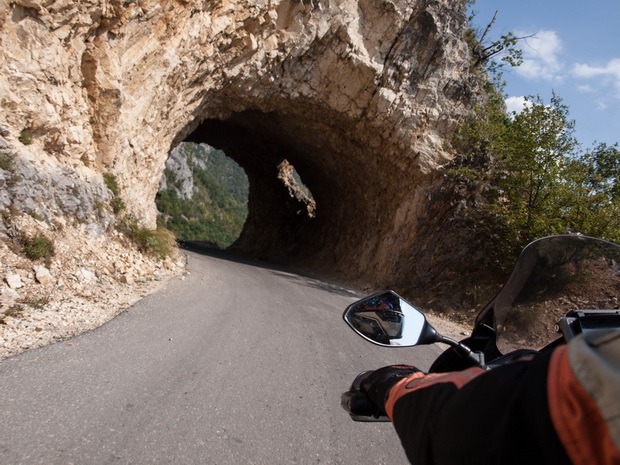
[385,368,485,421]
[548,345,620,465]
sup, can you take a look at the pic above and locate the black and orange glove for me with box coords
[360,365,420,416]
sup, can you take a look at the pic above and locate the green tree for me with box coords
[450,91,619,264]
[585,142,620,200]
[564,143,620,242]
[466,5,526,73]
[497,94,579,244]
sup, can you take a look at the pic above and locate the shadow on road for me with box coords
[179,240,361,298]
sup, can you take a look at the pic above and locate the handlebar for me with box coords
[340,371,390,422]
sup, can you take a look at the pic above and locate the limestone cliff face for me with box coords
[0,0,482,296]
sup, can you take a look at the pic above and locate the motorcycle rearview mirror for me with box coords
[343,291,485,366]
[343,291,440,347]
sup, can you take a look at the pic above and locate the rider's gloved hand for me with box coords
[361,365,420,415]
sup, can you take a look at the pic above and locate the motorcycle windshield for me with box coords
[477,235,620,353]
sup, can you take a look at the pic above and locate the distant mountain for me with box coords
[156,143,248,248]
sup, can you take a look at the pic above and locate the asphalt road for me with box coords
[0,248,442,464]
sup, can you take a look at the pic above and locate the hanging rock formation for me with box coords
[0,0,483,297]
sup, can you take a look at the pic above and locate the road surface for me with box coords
[0,248,443,464]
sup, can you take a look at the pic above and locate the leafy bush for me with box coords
[103,172,127,214]
[25,297,49,310]
[450,91,619,267]
[110,196,126,213]
[144,228,177,259]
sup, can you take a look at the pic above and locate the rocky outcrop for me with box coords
[159,144,198,201]
[1,0,483,306]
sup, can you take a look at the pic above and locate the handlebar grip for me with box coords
[342,390,376,416]
[341,390,390,422]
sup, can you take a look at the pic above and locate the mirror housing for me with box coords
[343,291,440,347]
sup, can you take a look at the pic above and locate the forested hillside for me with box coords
[156,143,248,248]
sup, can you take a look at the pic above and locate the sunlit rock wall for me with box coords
[0,0,482,290]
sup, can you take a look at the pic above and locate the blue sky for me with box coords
[468,0,620,149]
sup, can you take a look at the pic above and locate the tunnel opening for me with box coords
[178,108,395,279]
[181,110,357,265]
[155,142,250,249]
[156,139,319,252]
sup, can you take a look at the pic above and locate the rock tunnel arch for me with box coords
[136,0,479,292]
[143,0,482,291]
[177,105,424,284]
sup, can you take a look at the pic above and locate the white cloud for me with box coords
[572,58,620,92]
[516,30,564,81]
[577,84,594,93]
[505,96,529,114]
[596,100,609,111]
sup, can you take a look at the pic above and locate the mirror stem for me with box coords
[436,335,484,367]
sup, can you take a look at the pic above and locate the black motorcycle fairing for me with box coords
[474,234,620,353]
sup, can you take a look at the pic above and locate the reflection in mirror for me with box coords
[343,291,429,346]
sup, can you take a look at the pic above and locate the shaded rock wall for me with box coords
[0,0,482,293]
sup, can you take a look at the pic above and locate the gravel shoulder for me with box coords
[0,215,186,361]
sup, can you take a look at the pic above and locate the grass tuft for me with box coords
[18,129,33,145]
[23,235,55,262]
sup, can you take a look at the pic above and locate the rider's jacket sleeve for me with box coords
[550,330,620,464]
[385,330,620,465]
